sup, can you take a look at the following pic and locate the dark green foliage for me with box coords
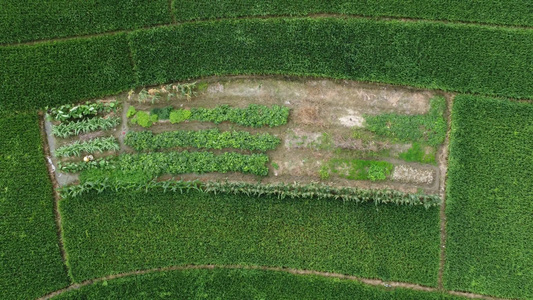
[60,189,440,285]
[129,18,533,100]
[47,101,118,122]
[54,137,120,157]
[329,159,394,181]
[365,96,447,146]
[445,95,533,299]
[0,113,69,299]
[55,268,466,300]
[0,0,171,44]
[59,179,441,208]
[173,0,533,27]
[79,150,269,183]
[189,104,290,128]
[0,34,135,111]
[125,129,281,152]
[399,143,436,164]
[150,106,173,120]
[52,116,121,138]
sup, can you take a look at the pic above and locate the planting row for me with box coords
[128,104,290,128]
[0,113,69,299]
[77,151,269,184]
[52,116,120,138]
[4,18,533,111]
[125,129,281,152]
[54,137,120,158]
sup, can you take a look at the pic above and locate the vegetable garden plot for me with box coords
[48,77,448,199]
[60,189,441,286]
[445,95,533,299]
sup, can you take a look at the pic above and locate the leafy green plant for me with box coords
[319,164,330,180]
[126,106,137,118]
[51,116,120,138]
[150,106,173,120]
[329,159,393,181]
[54,137,120,157]
[47,100,118,122]
[131,111,158,128]
[189,104,290,127]
[125,129,281,152]
[58,157,116,173]
[169,109,192,124]
[368,164,388,181]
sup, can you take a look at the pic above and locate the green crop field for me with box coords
[54,268,465,300]
[445,95,533,299]
[1,1,532,299]
[0,113,69,299]
[60,190,440,285]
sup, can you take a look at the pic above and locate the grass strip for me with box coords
[0,113,69,299]
[53,268,465,299]
[60,189,440,285]
[445,95,533,299]
[172,0,533,28]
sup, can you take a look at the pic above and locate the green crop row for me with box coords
[54,268,467,300]
[189,104,290,128]
[58,157,115,173]
[0,113,69,299]
[54,136,120,158]
[59,178,441,208]
[47,101,119,122]
[4,18,533,111]
[172,0,533,27]
[328,159,394,181]
[444,95,533,299]
[125,128,281,152]
[60,188,440,285]
[365,96,447,147]
[79,150,269,183]
[0,0,171,44]
[52,116,121,138]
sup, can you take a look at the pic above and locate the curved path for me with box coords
[38,264,508,300]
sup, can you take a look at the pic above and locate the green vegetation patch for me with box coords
[445,95,533,299]
[172,0,533,27]
[54,137,120,158]
[0,34,135,111]
[79,151,270,183]
[0,0,171,44]
[60,189,440,285]
[125,129,280,152]
[129,18,533,100]
[399,143,436,165]
[54,268,465,299]
[329,159,394,181]
[0,113,69,299]
[365,96,446,147]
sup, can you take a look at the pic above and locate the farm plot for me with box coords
[60,189,440,286]
[445,95,533,299]
[0,113,69,299]
[48,77,448,198]
[53,268,466,300]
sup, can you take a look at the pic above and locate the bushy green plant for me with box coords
[52,116,121,138]
[47,101,118,122]
[169,109,191,124]
[189,104,289,127]
[58,157,116,173]
[54,136,120,157]
[132,111,158,128]
[150,106,173,120]
[126,106,137,118]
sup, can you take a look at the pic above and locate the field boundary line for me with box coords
[38,264,510,300]
[437,94,454,289]
[38,112,73,284]
[3,13,533,48]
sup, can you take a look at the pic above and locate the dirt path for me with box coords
[38,112,72,284]
[37,264,510,300]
